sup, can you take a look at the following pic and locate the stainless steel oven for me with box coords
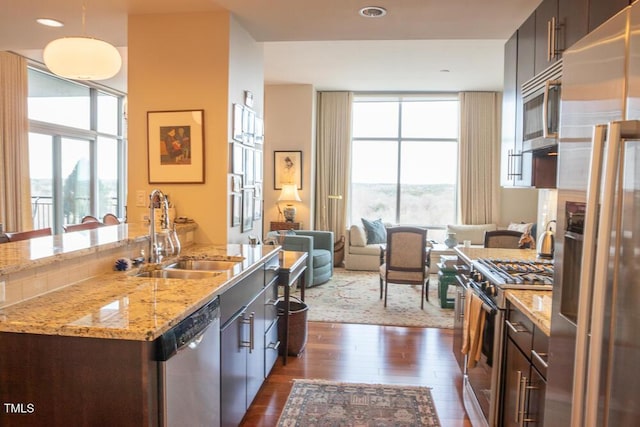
[460,258,554,427]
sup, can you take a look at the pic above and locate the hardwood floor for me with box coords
[241,322,472,427]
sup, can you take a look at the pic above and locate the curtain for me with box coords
[458,92,501,225]
[315,91,353,240]
[0,52,32,232]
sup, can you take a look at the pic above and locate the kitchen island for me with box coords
[0,224,283,426]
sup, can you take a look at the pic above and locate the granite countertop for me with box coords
[0,222,196,275]
[505,289,553,336]
[0,242,280,342]
[454,247,540,266]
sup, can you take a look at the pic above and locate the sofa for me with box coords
[344,222,533,272]
[267,230,334,287]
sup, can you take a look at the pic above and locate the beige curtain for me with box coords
[315,91,353,239]
[458,92,501,225]
[0,52,32,232]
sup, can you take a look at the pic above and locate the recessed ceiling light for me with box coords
[37,18,64,27]
[359,6,387,18]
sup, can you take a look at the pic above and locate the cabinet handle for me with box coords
[523,382,539,424]
[267,340,281,351]
[249,312,255,352]
[547,19,552,62]
[515,370,523,423]
[266,265,280,272]
[240,315,251,349]
[531,349,549,369]
[551,16,557,59]
[505,319,528,333]
[519,376,528,427]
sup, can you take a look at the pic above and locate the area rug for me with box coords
[277,379,441,427]
[299,268,454,329]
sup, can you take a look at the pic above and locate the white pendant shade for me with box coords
[43,36,122,80]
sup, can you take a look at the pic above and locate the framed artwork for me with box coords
[254,150,263,182]
[244,148,255,187]
[232,142,244,174]
[254,184,262,220]
[231,174,242,193]
[274,150,302,190]
[254,117,264,145]
[232,104,243,142]
[147,109,204,183]
[231,194,241,227]
[242,107,252,145]
[242,188,254,232]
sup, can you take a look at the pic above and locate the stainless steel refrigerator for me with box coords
[545,3,640,426]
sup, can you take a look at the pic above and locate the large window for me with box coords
[27,68,126,233]
[350,95,459,229]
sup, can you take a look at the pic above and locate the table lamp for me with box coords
[278,183,302,222]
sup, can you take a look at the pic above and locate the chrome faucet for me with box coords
[149,189,169,263]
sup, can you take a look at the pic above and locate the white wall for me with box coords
[499,187,538,226]
[263,84,316,237]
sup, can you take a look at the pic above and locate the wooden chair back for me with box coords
[64,222,104,233]
[102,213,120,225]
[483,230,524,248]
[5,227,53,242]
[81,215,100,223]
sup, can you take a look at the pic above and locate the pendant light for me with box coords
[43,2,121,81]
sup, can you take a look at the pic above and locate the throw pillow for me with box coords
[361,218,387,244]
[349,224,367,247]
[508,222,534,235]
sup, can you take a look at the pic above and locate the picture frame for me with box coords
[254,150,263,182]
[232,142,244,174]
[242,188,254,232]
[254,117,264,145]
[245,148,255,187]
[232,104,244,142]
[147,109,204,183]
[254,184,262,220]
[274,150,302,190]
[231,194,241,227]
[231,174,242,193]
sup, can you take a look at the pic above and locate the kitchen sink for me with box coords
[134,269,221,280]
[164,259,239,271]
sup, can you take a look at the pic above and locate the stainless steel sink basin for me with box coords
[134,269,221,280]
[165,259,238,271]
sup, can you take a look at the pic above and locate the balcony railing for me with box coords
[32,196,53,230]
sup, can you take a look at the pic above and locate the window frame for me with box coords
[350,94,459,228]
[27,65,127,233]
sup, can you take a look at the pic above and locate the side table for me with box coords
[270,221,301,231]
[437,261,456,309]
[278,250,307,365]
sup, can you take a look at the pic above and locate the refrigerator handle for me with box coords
[570,123,607,427]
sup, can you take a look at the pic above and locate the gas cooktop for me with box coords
[473,258,554,288]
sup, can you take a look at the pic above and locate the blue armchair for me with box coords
[268,230,334,287]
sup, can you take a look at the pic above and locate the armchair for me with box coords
[268,230,334,287]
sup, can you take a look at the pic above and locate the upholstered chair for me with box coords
[483,230,524,248]
[267,230,334,287]
[379,226,429,309]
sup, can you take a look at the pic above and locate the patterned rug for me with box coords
[277,379,441,427]
[299,268,454,328]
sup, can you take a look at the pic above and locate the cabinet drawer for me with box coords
[264,253,280,286]
[265,319,280,375]
[220,267,264,325]
[532,328,549,379]
[505,305,534,354]
[264,278,279,331]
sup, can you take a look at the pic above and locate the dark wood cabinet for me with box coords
[559,0,589,51]
[588,0,631,32]
[501,301,548,426]
[535,0,560,75]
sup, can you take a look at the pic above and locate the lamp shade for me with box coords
[43,36,122,80]
[278,183,302,202]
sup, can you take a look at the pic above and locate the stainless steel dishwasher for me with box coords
[156,296,221,427]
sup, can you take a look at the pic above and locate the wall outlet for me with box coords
[0,281,5,303]
[136,190,146,207]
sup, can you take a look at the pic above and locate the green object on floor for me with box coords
[437,262,456,309]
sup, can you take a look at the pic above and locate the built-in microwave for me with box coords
[522,60,562,152]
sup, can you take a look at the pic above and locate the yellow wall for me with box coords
[128,12,231,244]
